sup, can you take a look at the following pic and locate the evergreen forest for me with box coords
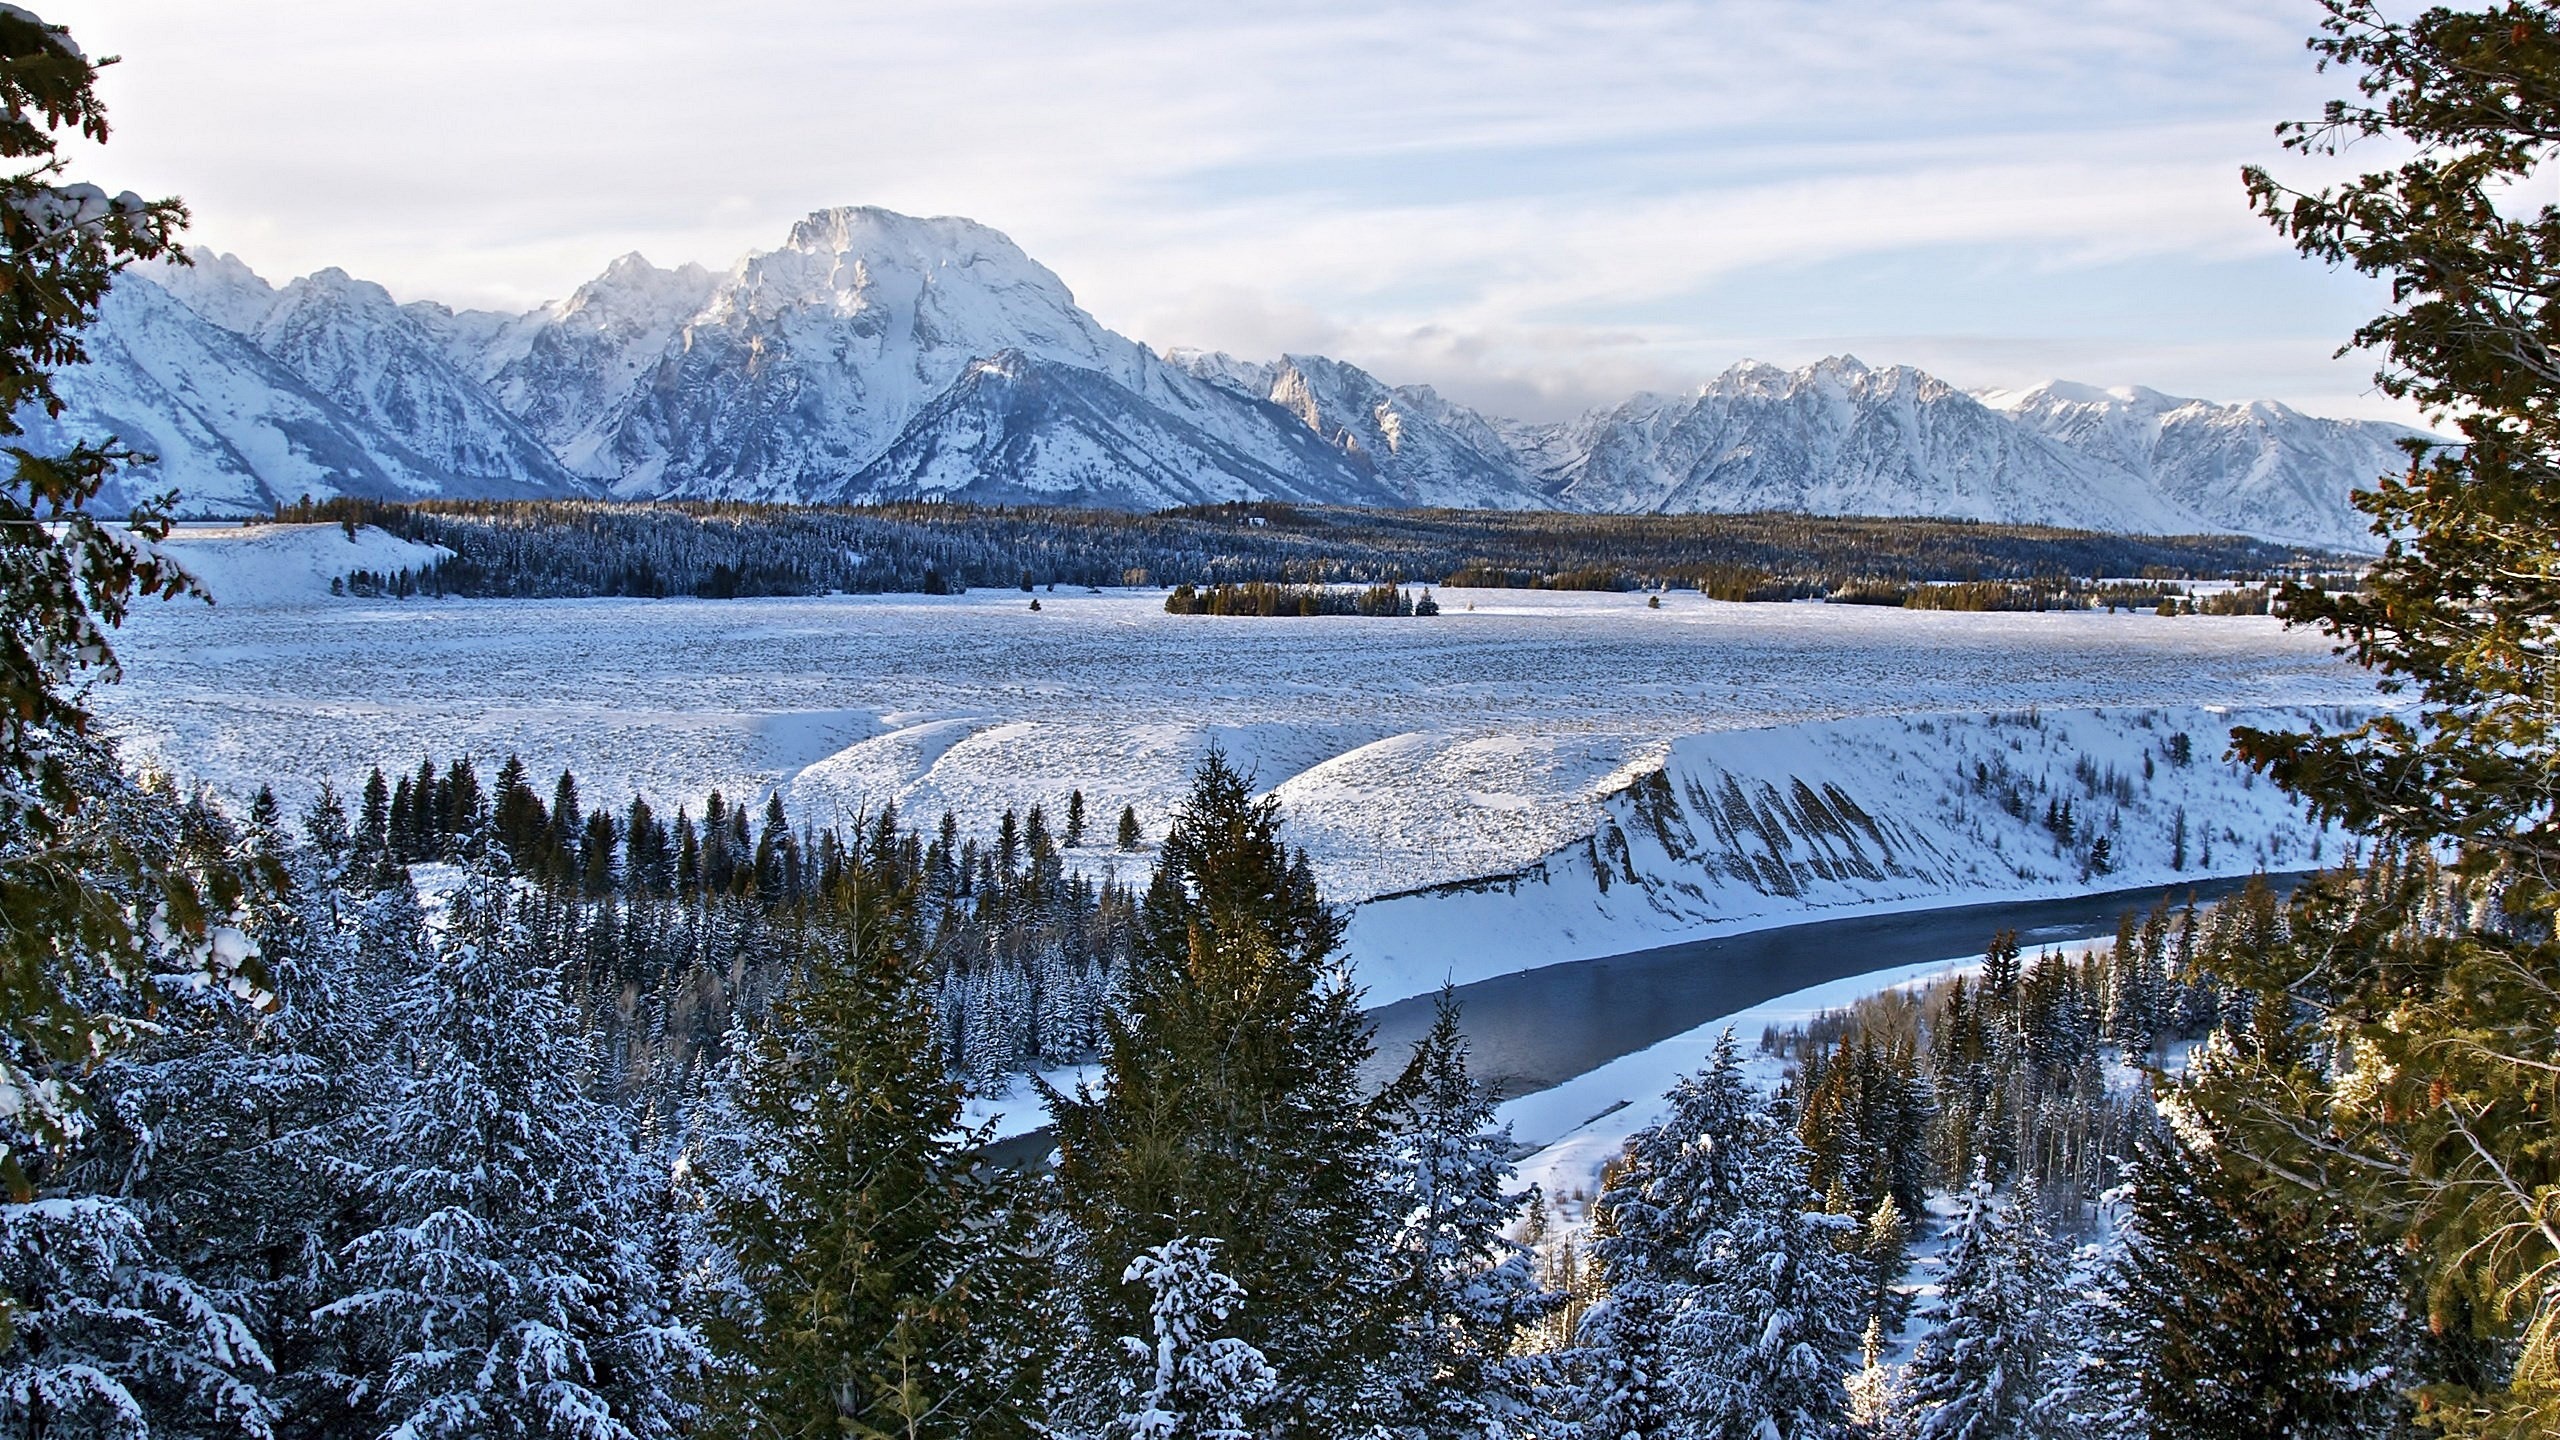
[271,494,2336,608]
[5,3,2560,1439]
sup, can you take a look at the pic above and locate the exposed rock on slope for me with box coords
[41,210,2426,546]
[1980,380,2418,552]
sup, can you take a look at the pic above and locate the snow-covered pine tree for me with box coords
[1048,750,1399,1440]
[1859,1193,1914,1336]
[322,842,698,1440]
[0,764,273,1440]
[1380,987,1560,1438]
[0,0,223,1277]
[696,864,1044,1440]
[0,1193,275,1439]
[2101,1123,2410,1438]
[1900,1176,2058,1440]
[1111,1238,1277,1440]
[1846,1316,1908,1440]
[72,794,405,1438]
[2028,1239,2138,1440]
[1666,1099,1862,1440]
[2101,913,2157,1057]
[1589,1028,1758,1288]
[1561,1279,1679,1440]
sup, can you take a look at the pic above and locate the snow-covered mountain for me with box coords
[843,349,1403,508]
[456,254,717,476]
[1977,380,2419,552]
[1168,349,1555,509]
[36,205,2422,546]
[1519,357,2212,533]
[37,253,593,508]
[19,276,431,515]
[245,267,585,496]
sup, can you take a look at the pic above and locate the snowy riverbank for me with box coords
[1343,704,2353,1005]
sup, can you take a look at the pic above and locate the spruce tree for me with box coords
[1562,1280,1679,1440]
[1901,1178,2057,1440]
[1845,1318,1908,1440]
[2218,5,2560,1425]
[1110,1238,1277,1440]
[2105,1126,2411,1438]
[1666,1100,1861,1440]
[1590,1029,1758,1288]
[1048,749,1396,1439]
[0,1193,275,1438]
[323,844,697,1440]
[1379,988,1559,1438]
[75,800,402,1439]
[0,1,201,1206]
[697,862,1043,1440]
[1859,1193,1913,1336]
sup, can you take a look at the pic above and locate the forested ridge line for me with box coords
[264,495,2347,602]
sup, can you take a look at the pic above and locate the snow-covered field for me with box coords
[106,523,2378,988]
[144,522,449,604]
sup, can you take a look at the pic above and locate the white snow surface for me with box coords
[1345,700,2353,1004]
[146,523,450,607]
[101,583,2373,975]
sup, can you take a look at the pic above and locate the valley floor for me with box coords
[112,533,2368,908]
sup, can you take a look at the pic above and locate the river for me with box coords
[984,871,2306,1169]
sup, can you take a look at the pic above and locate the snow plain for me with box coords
[140,522,449,605]
[103,523,2381,996]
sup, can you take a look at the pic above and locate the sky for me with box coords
[48,0,2417,424]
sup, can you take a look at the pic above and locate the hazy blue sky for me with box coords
[52,1,2412,422]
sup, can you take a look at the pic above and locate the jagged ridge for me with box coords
[29,206,2425,548]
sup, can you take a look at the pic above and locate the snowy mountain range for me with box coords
[38,204,2420,549]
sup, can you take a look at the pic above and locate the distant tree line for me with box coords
[262,496,2344,603]
[1163,581,1440,617]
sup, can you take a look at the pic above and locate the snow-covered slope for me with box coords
[241,269,588,499]
[1345,704,2355,1003]
[144,251,281,333]
[56,210,2426,539]
[1170,349,1556,509]
[841,349,1401,508]
[149,522,451,607]
[21,275,438,515]
[418,253,720,479]
[1979,380,2417,552]
[1529,357,2212,533]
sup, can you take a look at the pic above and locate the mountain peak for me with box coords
[57,208,2413,547]
[779,205,1033,267]
[143,249,278,334]
[599,251,668,283]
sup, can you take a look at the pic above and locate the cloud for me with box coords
[45,0,2390,417]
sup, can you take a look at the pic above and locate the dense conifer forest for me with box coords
[6,3,2560,1438]
[355,752,1139,1094]
[270,495,2339,605]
